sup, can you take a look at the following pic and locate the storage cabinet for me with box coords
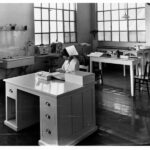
[39,84,96,145]
[4,73,97,145]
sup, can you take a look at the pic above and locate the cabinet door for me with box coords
[83,86,95,128]
[40,97,58,145]
[71,93,83,134]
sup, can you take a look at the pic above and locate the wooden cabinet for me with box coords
[39,84,96,145]
[4,73,97,145]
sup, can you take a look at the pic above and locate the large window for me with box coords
[34,3,77,45]
[97,3,146,42]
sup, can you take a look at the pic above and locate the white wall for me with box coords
[0,3,34,57]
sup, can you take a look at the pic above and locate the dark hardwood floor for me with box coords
[0,64,150,146]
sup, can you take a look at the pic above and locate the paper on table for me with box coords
[87,52,104,57]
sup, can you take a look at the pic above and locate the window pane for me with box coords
[129,20,136,31]
[120,32,128,42]
[129,32,136,42]
[128,3,136,8]
[71,33,76,42]
[34,8,41,20]
[58,33,64,43]
[65,33,70,42]
[70,3,75,10]
[112,21,119,31]
[64,22,69,32]
[138,32,145,42]
[64,3,69,10]
[42,3,49,8]
[42,9,48,20]
[120,10,126,20]
[112,32,119,41]
[35,34,41,45]
[57,22,63,32]
[50,3,56,8]
[57,10,63,20]
[57,3,63,9]
[104,11,111,20]
[50,22,56,32]
[119,3,127,9]
[50,10,56,20]
[34,21,41,33]
[97,3,103,10]
[70,22,75,32]
[104,3,111,10]
[105,32,111,41]
[111,3,118,10]
[120,21,127,31]
[137,20,145,30]
[42,21,49,32]
[64,11,69,21]
[70,11,75,21]
[42,34,49,44]
[98,22,103,31]
[98,32,104,41]
[104,21,111,31]
[50,33,57,43]
[128,9,136,19]
[112,10,119,20]
[97,12,103,21]
[137,3,145,8]
[137,8,145,19]
[34,3,41,7]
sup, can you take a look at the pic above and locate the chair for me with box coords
[134,61,150,95]
[79,65,89,72]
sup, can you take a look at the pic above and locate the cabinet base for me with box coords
[39,126,97,146]
[4,120,18,131]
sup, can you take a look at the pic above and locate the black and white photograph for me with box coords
[0,0,150,149]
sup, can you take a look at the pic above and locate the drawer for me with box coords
[6,84,17,99]
[40,98,56,114]
[40,112,57,145]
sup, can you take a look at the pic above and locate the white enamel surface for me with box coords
[4,73,82,96]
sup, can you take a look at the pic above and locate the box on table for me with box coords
[65,71,95,86]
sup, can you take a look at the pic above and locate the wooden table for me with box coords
[4,73,97,145]
[90,56,141,96]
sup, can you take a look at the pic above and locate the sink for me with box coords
[0,56,35,69]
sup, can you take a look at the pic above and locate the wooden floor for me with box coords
[0,64,150,146]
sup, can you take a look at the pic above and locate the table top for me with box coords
[4,73,83,97]
[90,56,141,65]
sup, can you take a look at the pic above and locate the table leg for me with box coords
[90,59,93,72]
[99,62,102,73]
[130,64,134,96]
[123,65,126,77]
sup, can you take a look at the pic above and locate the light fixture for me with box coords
[122,3,130,20]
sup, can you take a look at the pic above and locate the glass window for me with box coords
[105,32,111,41]
[112,10,119,20]
[98,32,104,41]
[112,32,119,41]
[34,3,77,45]
[120,21,127,31]
[120,32,128,42]
[104,11,111,20]
[111,3,118,10]
[98,22,104,31]
[97,12,103,21]
[97,3,145,42]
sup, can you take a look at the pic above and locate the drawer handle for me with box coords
[45,102,51,107]
[46,129,51,135]
[45,114,51,120]
[9,89,13,93]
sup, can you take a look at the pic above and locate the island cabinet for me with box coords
[4,73,97,145]
[39,83,96,145]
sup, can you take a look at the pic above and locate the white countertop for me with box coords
[4,73,83,97]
